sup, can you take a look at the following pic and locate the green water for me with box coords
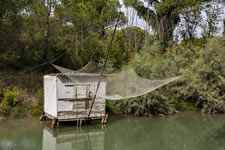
[0,112,225,150]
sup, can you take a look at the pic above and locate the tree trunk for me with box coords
[44,0,51,59]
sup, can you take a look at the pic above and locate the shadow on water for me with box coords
[0,112,225,150]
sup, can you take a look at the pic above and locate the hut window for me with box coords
[75,85,90,99]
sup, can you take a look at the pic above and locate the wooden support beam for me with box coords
[57,121,60,127]
[51,118,57,129]
[77,119,79,127]
[101,118,104,124]
[40,112,46,121]
[103,114,109,124]
[80,119,83,126]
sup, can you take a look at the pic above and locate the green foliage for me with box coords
[30,108,42,116]
[0,0,123,70]
[223,19,225,36]
[11,104,26,118]
[119,91,176,116]
[117,41,180,116]
[0,88,19,117]
[0,0,224,118]
[116,36,224,116]
[0,73,45,118]
[180,37,225,114]
[174,99,196,111]
[106,100,122,114]
[107,27,147,69]
[125,0,202,49]
[35,89,43,107]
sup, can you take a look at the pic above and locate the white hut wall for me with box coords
[44,75,58,118]
[56,75,106,119]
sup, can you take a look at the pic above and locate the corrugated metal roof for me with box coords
[46,72,107,77]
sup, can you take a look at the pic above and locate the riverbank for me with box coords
[0,71,44,118]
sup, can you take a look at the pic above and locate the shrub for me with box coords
[30,107,42,116]
[179,37,225,113]
[0,87,19,117]
[117,41,182,116]
[11,104,26,118]
[35,89,43,107]
[117,37,225,115]
[119,91,177,116]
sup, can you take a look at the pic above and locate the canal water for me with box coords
[0,111,225,150]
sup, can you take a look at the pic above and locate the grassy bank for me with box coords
[0,71,44,118]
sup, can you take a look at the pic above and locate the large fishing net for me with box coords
[52,61,181,100]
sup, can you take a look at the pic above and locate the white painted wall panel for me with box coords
[58,101,73,111]
[55,75,106,118]
[57,78,75,99]
[44,75,57,117]
[76,85,89,98]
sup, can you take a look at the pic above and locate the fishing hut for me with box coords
[41,71,108,127]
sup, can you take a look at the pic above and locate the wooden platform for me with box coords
[41,112,109,128]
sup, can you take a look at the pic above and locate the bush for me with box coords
[179,37,225,113]
[0,72,45,118]
[0,86,44,117]
[11,104,26,118]
[30,107,42,116]
[119,91,177,116]
[35,89,43,107]
[116,37,225,115]
[117,41,182,116]
[0,87,19,117]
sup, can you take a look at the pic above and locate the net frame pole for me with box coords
[87,13,121,118]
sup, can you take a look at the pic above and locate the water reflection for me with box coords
[104,113,225,150]
[42,125,105,150]
[0,112,225,150]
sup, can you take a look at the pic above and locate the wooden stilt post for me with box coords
[77,118,79,127]
[40,115,43,121]
[80,119,83,126]
[40,112,46,121]
[101,117,104,124]
[103,114,109,124]
[57,121,60,127]
[51,118,57,129]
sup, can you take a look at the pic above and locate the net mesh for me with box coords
[52,61,104,74]
[52,62,181,100]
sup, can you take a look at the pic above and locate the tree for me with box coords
[23,0,63,63]
[179,5,202,44]
[123,0,201,50]
[54,0,123,68]
[107,26,147,69]
[201,3,223,38]
[224,19,225,36]
[180,37,225,113]
[0,0,27,68]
